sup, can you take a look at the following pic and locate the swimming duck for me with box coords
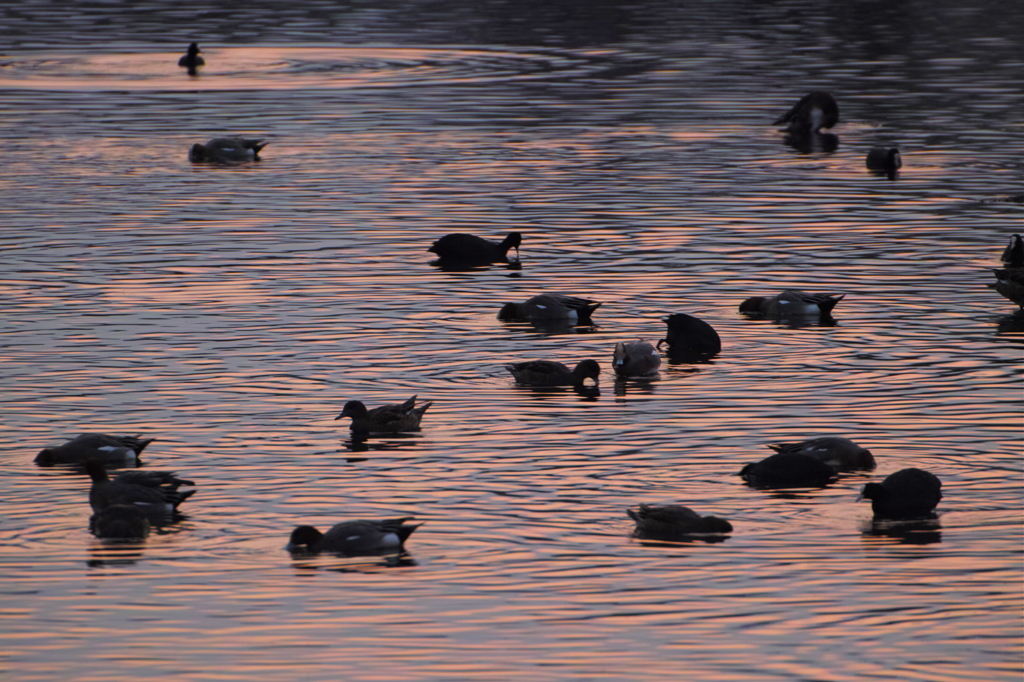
[336,395,432,433]
[497,294,601,324]
[739,452,838,489]
[657,313,721,358]
[739,290,844,317]
[774,91,839,134]
[35,433,155,466]
[991,266,1024,308]
[859,468,942,518]
[85,459,196,517]
[90,504,151,540]
[506,359,601,387]
[628,504,733,538]
[767,437,876,470]
[428,232,522,264]
[286,517,421,555]
[189,137,267,164]
[866,147,902,177]
[612,339,661,378]
[1000,234,1023,266]
[178,42,204,76]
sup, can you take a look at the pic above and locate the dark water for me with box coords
[1,1,1022,680]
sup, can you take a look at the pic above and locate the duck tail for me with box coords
[818,294,845,314]
[580,302,602,322]
[171,489,196,509]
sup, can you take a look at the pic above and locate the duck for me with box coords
[628,504,733,538]
[739,452,838,489]
[85,459,196,517]
[428,232,522,264]
[506,359,600,387]
[657,313,721,358]
[189,137,267,164]
[859,468,942,518]
[767,437,876,470]
[35,433,155,466]
[774,91,839,134]
[739,290,845,317]
[612,339,661,378]
[866,147,902,177]
[286,517,421,556]
[89,504,151,540]
[178,42,204,76]
[991,266,1024,308]
[497,294,601,324]
[336,395,432,433]
[1000,233,1023,266]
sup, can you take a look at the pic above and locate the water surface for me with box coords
[1,1,1022,680]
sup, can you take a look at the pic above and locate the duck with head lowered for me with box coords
[189,137,268,164]
[428,231,522,265]
[287,517,421,556]
[774,91,839,135]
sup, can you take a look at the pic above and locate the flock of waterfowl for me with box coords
[31,48,1021,559]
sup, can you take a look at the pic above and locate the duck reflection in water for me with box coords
[433,259,522,273]
[291,553,418,572]
[861,517,942,546]
[86,544,147,568]
[783,130,839,154]
[342,430,423,455]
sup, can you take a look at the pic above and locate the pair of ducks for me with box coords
[776,91,902,176]
[36,434,191,539]
[35,435,194,541]
[179,42,266,167]
[506,338,662,384]
[34,434,195,541]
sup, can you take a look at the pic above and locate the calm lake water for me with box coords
[1,1,1022,680]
